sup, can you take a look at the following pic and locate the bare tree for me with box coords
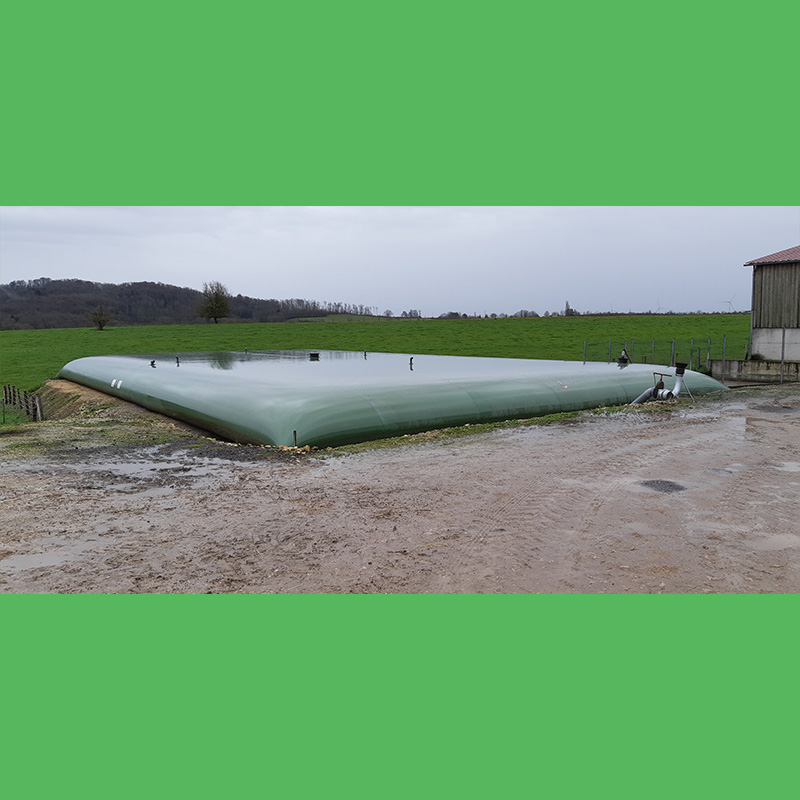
[199,281,231,323]
[90,305,110,331]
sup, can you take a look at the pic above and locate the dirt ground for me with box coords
[1,380,798,593]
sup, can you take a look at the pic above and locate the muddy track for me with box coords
[1,382,798,593]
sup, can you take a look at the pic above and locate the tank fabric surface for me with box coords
[57,351,728,447]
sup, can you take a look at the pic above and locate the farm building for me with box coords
[746,245,800,362]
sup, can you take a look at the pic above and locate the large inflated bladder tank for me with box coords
[58,351,727,447]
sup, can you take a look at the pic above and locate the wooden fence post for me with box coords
[1,384,43,421]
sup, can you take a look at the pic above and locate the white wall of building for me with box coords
[751,328,800,361]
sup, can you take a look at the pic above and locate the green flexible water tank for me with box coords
[57,350,727,447]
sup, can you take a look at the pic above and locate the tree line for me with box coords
[0,278,378,330]
[1,280,750,331]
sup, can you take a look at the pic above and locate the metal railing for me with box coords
[581,336,748,370]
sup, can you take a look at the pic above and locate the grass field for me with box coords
[0,313,751,393]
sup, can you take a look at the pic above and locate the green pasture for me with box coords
[0,314,751,393]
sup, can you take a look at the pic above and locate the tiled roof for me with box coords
[744,245,800,266]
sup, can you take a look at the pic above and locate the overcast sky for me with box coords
[1,206,797,317]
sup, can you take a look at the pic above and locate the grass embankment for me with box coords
[0,313,751,393]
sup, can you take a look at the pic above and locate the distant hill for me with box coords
[0,278,375,330]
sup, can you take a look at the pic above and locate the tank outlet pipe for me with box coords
[632,385,673,404]
[631,363,686,404]
[670,362,687,399]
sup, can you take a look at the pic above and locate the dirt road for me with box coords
[1,381,798,593]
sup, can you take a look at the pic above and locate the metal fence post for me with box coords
[670,339,675,367]
[722,334,727,384]
[608,340,612,363]
[631,338,635,362]
[781,328,786,383]
[652,339,655,365]
[690,337,694,371]
[583,341,587,365]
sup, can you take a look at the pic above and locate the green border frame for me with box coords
[2,2,797,797]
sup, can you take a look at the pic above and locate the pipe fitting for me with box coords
[672,362,687,399]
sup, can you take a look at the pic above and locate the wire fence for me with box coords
[3,384,44,422]
[581,336,750,370]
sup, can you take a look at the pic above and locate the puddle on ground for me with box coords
[69,449,237,478]
[679,403,748,421]
[752,405,799,415]
[101,484,178,497]
[641,480,687,493]
[0,536,108,572]
[7,448,241,491]
[771,462,800,473]
[751,533,800,551]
